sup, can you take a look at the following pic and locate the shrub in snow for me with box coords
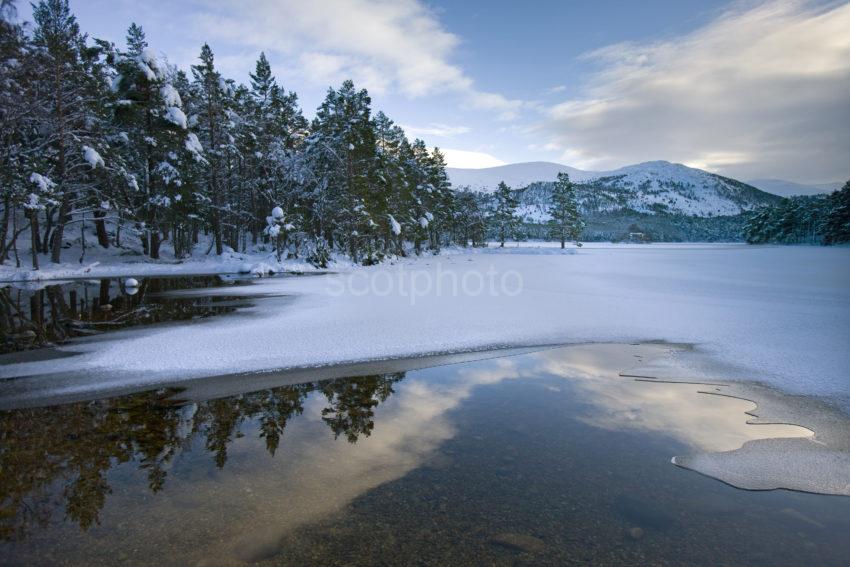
[265,206,291,261]
[251,263,277,276]
[307,238,330,268]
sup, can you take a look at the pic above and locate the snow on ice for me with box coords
[1,244,848,412]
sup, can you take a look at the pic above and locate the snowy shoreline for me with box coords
[0,241,749,284]
[2,243,848,404]
[0,251,325,284]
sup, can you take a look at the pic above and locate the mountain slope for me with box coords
[449,160,782,218]
[446,161,596,191]
[583,161,780,217]
[746,178,842,197]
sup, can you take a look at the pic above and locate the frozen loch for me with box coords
[2,244,850,564]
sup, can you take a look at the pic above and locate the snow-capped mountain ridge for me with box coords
[448,160,782,219]
[447,161,595,191]
[746,178,841,197]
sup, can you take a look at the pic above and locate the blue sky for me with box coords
[18,0,850,183]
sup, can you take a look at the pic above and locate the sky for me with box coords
[17,0,850,183]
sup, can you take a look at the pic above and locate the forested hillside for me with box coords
[743,181,850,245]
[0,0,460,270]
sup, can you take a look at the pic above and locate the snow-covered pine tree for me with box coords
[823,180,850,245]
[307,80,378,262]
[30,0,115,263]
[492,181,520,247]
[111,23,198,258]
[425,147,453,252]
[453,190,488,247]
[0,2,35,266]
[1,1,466,269]
[243,52,307,248]
[403,138,432,255]
[189,44,233,255]
[372,111,408,260]
[548,172,584,248]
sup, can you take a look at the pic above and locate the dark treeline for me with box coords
[0,0,491,269]
[743,181,850,245]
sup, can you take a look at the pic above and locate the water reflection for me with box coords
[0,275,259,353]
[1,344,848,565]
[531,344,813,452]
[0,373,403,540]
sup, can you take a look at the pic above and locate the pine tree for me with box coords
[492,181,520,247]
[307,80,378,261]
[243,52,306,248]
[112,24,197,258]
[31,0,114,263]
[1,2,462,270]
[454,190,488,247]
[189,44,229,255]
[823,180,850,244]
[548,172,584,248]
[0,2,35,266]
[372,111,408,259]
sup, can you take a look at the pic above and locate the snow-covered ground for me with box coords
[2,243,849,411]
[0,246,334,283]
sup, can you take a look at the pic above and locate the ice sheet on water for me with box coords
[665,379,850,496]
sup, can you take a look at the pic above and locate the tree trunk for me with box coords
[37,209,48,253]
[29,210,40,270]
[50,60,67,264]
[94,210,110,248]
[150,230,161,259]
[0,196,9,261]
[213,214,223,255]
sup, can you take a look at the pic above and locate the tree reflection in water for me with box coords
[0,372,404,540]
[0,275,255,354]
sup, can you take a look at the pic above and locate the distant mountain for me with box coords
[746,178,842,197]
[446,161,597,191]
[448,160,781,219]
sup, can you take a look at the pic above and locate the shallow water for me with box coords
[0,274,274,354]
[1,344,849,565]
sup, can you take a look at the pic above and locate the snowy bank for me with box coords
[1,244,848,413]
[0,248,346,284]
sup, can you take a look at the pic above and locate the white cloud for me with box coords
[439,148,506,169]
[541,0,850,183]
[401,123,471,139]
[191,0,525,119]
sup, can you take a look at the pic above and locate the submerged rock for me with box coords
[614,494,675,529]
[490,532,546,553]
